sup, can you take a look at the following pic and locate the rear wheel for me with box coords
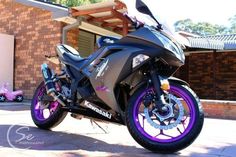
[15,95,23,102]
[0,95,6,102]
[126,82,204,153]
[31,81,67,130]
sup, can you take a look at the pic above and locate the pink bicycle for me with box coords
[0,83,23,102]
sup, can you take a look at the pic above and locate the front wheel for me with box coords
[126,83,204,153]
[31,81,67,130]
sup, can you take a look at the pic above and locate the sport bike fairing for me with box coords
[56,2,186,113]
[89,46,142,112]
[85,29,184,112]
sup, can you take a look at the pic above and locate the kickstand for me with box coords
[90,120,108,134]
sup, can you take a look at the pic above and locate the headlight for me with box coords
[158,33,179,53]
[162,40,185,61]
[153,30,185,62]
[132,54,150,68]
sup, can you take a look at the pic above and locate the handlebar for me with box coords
[123,13,144,29]
[123,12,163,30]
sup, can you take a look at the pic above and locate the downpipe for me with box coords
[41,63,66,106]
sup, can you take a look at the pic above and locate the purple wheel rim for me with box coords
[33,84,59,121]
[133,85,196,143]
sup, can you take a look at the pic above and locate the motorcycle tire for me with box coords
[31,81,67,130]
[126,82,204,153]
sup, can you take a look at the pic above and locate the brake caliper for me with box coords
[143,91,156,107]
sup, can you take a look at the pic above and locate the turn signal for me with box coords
[161,81,170,91]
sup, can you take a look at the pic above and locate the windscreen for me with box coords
[121,0,190,47]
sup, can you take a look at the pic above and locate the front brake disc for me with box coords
[144,94,184,130]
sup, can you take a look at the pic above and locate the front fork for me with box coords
[149,66,170,111]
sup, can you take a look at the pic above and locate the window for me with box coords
[78,30,95,57]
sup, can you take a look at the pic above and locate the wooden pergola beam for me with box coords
[113,26,133,32]
[114,0,126,9]
[123,20,128,36]
[71,1,125,17]
[87,15,116,23]
[101,21,123,27]
[111,10,130,36]
[111,10,127,22]
[69,8,78,16]
[71,7,113,17]
[69,0,130,36]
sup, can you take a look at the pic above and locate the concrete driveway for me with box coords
[0,103,236,157]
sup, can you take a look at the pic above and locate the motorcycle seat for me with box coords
[61,45,88,70]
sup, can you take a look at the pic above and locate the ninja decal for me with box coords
[95,59,109,79]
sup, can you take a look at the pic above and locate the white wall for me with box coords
[0,34,14,91]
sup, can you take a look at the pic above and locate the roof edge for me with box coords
[15,0,68,19]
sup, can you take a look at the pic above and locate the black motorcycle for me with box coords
[31,0,204,153]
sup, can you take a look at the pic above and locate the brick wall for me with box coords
[67,28,80,50]
[174,56,189,83]
[215,51,236,100]
[176,51,236,100]
[189,53,215,99]
[0,0,63,98]
[201,100,236,119]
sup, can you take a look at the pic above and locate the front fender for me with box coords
[168,77,190,87]
[129,76,189,96]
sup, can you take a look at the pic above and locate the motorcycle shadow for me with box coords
[0,124,158,155]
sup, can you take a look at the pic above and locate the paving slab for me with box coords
[0,104,236,157]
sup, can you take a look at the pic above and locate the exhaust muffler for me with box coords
[41,63,66,106]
